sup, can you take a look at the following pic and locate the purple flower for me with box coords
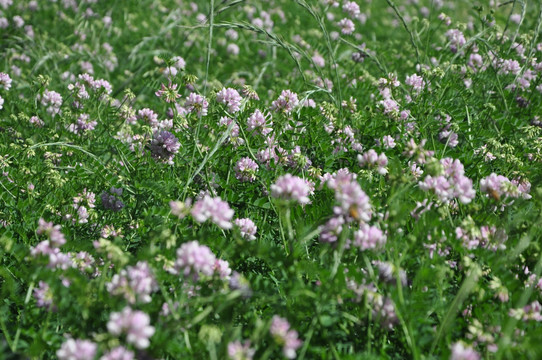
[480,173,511,200]
[100,346,135,360]
[235,157,259,182]
[217,87,242,113]
[39,89,63,115]
[185,92,209,117]
[107,307,155,349]
[149,130,180,164]
[338,18,355,35]
[333,179,372,222]
[270,174,311,205]
[319,216,344,243]
[106,261,158,303]
[450,342,480,360]
[0,72,12,90]
[34,281,55,310]
[155,82,181,103]
[174,240,217,279]
[353,224,386,250]
[228,340,255,360]
[37,218,66,247]
[270,316,302,359]
[271,90,299,113]
[190,195,234,229]
[234,218,257,240]
[405,74,425,94]
[247,109,272,136]
[57,339,97,360]
[358,149,388,175]
[101,188,124,212]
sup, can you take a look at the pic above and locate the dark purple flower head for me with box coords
[101,187,124,212]
[149,130,180,164]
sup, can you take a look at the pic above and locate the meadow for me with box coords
[1,0,542,359]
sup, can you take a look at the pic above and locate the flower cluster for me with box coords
[419,158,475,204]
[234,157,259,182]
[191,195,234,229]
[269,316,303,359]
[107,261,158,303]
[174,240,231,281]
[107,307,155,349]
[149,130,181,164]
[270,174,312,205]
[217,87,243,113]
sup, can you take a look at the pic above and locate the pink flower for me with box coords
[185,92,209,117]
[271,90,299,113]
[100,346,135,360]
[450,342,480,360]
[174,240,217,278]
[107,307,155,349]
[270,174,311,205]
[235,157,259,182]
[270,316,302,359]
[353,224,386,250]
[338,18,355,35]
[217,87,242,113]
[57,339,97,360]
[234,218,258,240]
[191,195,234,229]
[228,340,255,360]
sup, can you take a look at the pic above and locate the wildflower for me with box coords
[373,297,398,329]
[191,195,234,229]
[229,271,252,298]
[174,240,217,279]
[270,174,311,205]
[149,130,181,164]
[338,18,355,35]
[343,1,360,18]
[216,87,242,113]
[234,218,257,240]
[169,198,192,219]
[358,149,388,175]
[39,89,63,115]
[107,307,155,349]
[445,29,466,53]
[68,113,97,134]
[381,135,396,149]
[57,339,97,360]
[450,342,480,360]
[319,216,344,243]
[101,187,124,212]
[333,179,372,222]
[37,218,66,247]
[100,346,135,360]
[0,72,12,90]
[172,56,186,70]
[137,108,159,128]
[353,224,386,250]
[405,74,425,94]
[480,173,511,200]
[29,116,44,127]
[155,82,181,103]
[235,157,259,182]
[270,316,302,359]
[247,109,273,136]
[271,90,299,113]
[228,340,256,360]
[106,261,158,304]
[185,92,209,117]
[34,281,55,310]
